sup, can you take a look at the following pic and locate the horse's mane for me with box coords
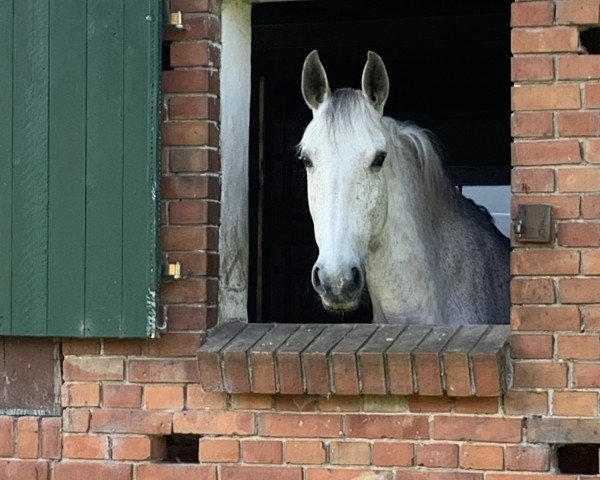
[386,119,506,239]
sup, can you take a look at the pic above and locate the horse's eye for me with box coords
[371,151,387,169]
[301,156,313,169]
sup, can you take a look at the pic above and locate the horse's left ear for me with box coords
[361,51,389,113]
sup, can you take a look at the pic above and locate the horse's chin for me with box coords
[321,298,361,314]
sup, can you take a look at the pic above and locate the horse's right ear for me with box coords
[301,50,331,111]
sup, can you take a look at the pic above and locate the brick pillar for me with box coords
[511,0,600,418]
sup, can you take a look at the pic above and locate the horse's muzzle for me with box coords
[311,264,364,311]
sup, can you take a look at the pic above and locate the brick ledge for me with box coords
[197,323,510,397]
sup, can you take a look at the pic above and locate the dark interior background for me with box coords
[249,0,511,324]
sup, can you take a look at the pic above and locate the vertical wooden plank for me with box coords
[11,0,49,335]
[121,0,160,337]
[85,0,124,336]
[47,0,87,336]
[0,0,13,334]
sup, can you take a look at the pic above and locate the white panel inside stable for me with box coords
[462,185,511,238]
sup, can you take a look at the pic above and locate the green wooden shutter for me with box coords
[0,0,160,338]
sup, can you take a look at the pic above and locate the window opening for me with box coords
[557,444,599,475]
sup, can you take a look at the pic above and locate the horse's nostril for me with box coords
[351,267,362,287]
[312,267,322,287]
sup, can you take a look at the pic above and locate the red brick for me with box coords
[168,305,217,331]
[512,194,581,219]
[136,464,216,480]
[513,362,568,388]
[144,385,185,409]
[512,167,554,193]
[54,461,132,480]
[63,408,91,433]
[259,413,342,438]
[371,442,413,467]
[505,445,551,471]
[582,194,600,218]
[511,56,554,82]
[434,417,522,443]
[185,387,227,409]
[511,306,580,331]
[460,444,504,470]
[586,138,600,163]
[274,396,319,412]
[162,70,212,93]
[199,438,240,463]
[285,440,326,465]
[557,334,600,359]
[16,417,38,459]
[162,278,217,304]
[243,440,283,464]
[161,226,218,251]
[345,414,428,440]
[408,396,453,413]
[510,278,555,304]
[559,167,600,193]
[511,27,579,53]
[91,409,171,435]
[2,459,50,480]
[62,339,101,355]
[573,362,600,386]
[558,112,600,136]
[454,397,499,414]
[503,391,548,415]
[40,418,61,459]
[416,443,458,468]
[103,385,142,408]
[512,140,581,165]
[170,148,220,173]
[306,469,393,480]
[128,359,200,383]
[63,357,124,381]
[586,83,600,107]
[220,466,302,480]
[162,175,219,200]
[173,411,254,435]
[556,0,600,24]
[560,277,600,302]
[169,95,219,120]
[163,15,221,42]
[112,436,166,461]
[511,112,554,138]
[585,305,600,330]
[162,121,217,147]
[0,418,14,457]
[510,334,553,359]
[558,223,600,247]
[61,383,100,407]
[63,434,109,459]
[558,55,600,79]
[553,391,598,416]
[511,250,579,275]
[102,339,142,356]
[329,441,370,466]
[511,2,554,26]
[512,85,581,110]
[170,0,219,14]
[170,42,218,68]
[169,200,220,224]
[230,393,273,410]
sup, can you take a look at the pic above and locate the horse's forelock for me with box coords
[299,88,383,156]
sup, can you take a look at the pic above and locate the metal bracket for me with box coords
[513,204,553,243]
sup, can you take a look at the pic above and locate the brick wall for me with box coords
[3,0,600,479]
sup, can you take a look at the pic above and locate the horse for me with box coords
[298,50,510,325]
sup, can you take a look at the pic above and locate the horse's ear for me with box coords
[361,51,389,113]
[301,50,331,111]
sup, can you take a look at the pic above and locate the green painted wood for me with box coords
[84,0,125,336]
[11,0,49,336]
[0,0,14,335]
[121,0,160,337]
[47,0,87,336]
[3,0,159,337]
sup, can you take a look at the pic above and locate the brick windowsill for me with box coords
[197,323,510,397]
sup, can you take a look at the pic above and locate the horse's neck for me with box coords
[366,152,444,323]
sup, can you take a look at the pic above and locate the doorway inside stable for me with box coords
[249,0,511,324]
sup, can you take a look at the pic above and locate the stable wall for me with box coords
[2,0,600,479]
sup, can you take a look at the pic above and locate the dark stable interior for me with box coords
[249,0,511,324]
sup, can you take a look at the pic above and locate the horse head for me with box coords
[299,50,390,313]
